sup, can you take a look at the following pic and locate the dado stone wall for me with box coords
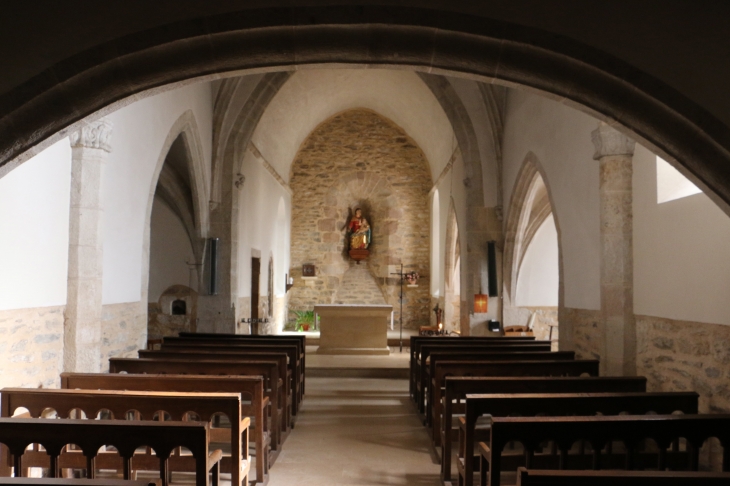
[0,306,65,389]
[289,109,431,329]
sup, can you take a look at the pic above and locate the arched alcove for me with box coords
[288,108,432,329]
[503,154,560,343]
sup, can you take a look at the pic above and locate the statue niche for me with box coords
[347,207,371,263]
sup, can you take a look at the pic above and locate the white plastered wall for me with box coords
[0,138,72,310]
[633,143,730,325]
[515,214,559,307]
[102,82,213,304]
[502,89,601,310]
[236,148,291,332]
[148,197,196,302]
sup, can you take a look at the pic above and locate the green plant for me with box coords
[292,310,315,332]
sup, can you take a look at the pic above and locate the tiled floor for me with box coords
[267,377,442,485]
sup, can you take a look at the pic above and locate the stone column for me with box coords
[591,122,636,376]
[64,119,112,372]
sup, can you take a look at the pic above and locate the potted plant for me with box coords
[293,310,315,332]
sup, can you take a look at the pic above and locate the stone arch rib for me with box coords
[1,8,729,217]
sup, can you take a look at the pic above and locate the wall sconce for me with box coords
[474,293,488,314]
[285,273,294,292]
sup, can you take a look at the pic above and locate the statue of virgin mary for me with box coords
[348,208,371,250]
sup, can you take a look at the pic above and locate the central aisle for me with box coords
[268,377,442,485]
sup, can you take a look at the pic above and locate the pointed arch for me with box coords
[141,110,210,303]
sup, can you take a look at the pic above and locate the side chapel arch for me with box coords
[142,110,210,304]
[502,152,564,338]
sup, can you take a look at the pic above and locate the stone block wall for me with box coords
[565,307,603,361]
[289,109,432,328]
[0,306,64,389]
[637,315,730,413]
[101,302,147,369]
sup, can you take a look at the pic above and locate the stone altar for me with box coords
[314,304,392,355]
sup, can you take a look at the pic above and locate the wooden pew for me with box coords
[409,336,536,400]
[171,334,306,396]
[440,376,648,482]
[427,359,600,435]
[0,418,220,486]
[459,392,699,486]
[0,479,155,486]
[155,342,302,416]
[60,373,270,484]
[427,351,575,435]
[416,343,552,413]
[138,349,295,424]
[108,358,285,453]
[515,468,730,485]
[0,388,249,486]
[478,414,730,486]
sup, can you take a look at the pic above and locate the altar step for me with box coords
[307,367,409,378]
[304,337,411,348]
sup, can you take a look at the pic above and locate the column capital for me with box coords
[591,122,635,160]
[70,118,113,152]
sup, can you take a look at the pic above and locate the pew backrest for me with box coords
[59,372,268,483]
[0,418,211,486]
[515,468,730,485]
[484,414,730,486]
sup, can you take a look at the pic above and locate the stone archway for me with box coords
[3,7,730,223]
[288,109,432,329]
[502,152,563,343]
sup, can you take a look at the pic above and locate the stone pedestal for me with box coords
[315,304,392,355]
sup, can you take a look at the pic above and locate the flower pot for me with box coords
[301,324,310,331]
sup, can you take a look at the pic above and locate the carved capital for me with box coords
[591,122,635,160]
[70,118,113,152]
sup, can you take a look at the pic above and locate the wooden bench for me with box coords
[428,359,600,437]
[108,358,285,454]
[478,414,730,486]
[409,336,536,402]
[155,342,302,416]
[0,388,249,486]
[426,351,575,434]
[139,348,295,424]
[458,392,699,486]
[60,373,270,484]
[0,479,155,486]
[515,468,730,485]
[440,376,648,482]
[171,334,306,396]
[0,418,220,486]
[416,343,553,413]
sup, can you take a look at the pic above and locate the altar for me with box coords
[314,304,392,355]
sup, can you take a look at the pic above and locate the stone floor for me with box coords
[267,377,442,485]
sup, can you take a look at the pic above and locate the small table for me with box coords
[314,304,392,355]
